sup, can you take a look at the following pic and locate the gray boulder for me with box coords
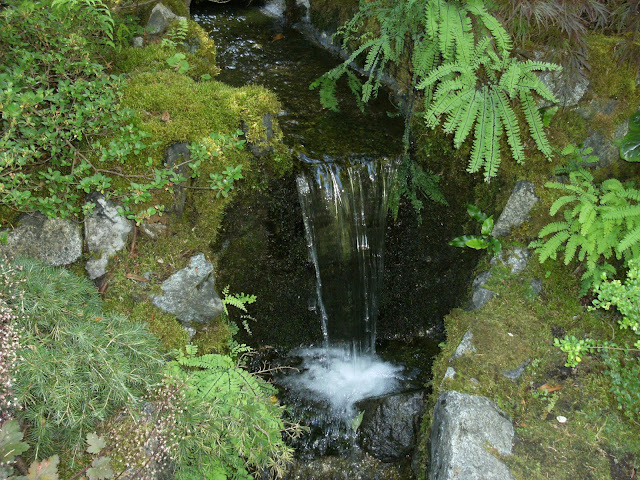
[152,254,224,323]
[429,391,515,480]
[85,194,133,279]
[2,213,82,266]
[492,181,538,237]
[146,4,186,35]
[356,390,425,462]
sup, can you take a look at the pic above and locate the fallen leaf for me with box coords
[161,110,171,122]
[272,33,284,42]
[125,273,148,282]
[538,384,563,394]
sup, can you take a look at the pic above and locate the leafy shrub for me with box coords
[1,259,162,464]
[555,258,640,422]
[166,345,301,480]
[530,167,640,289]
[0,0,245,224]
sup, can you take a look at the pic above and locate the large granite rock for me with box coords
[1,213,82,266]
[146,4,186,35]
[492,181,538,237]
[429,391,515,480]
[85,193,133,279]
[152,254,224,323]
[356,390,425,462]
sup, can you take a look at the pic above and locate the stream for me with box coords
[193,2,479,478]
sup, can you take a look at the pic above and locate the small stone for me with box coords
[451,330,476,360]
[146,4,186,35]
[132,36,144,48]
[492,181,539,238]
[502,360,530,383]
[556,416,567,424]
[508,333,514,337]
[530,278,543,297]
[444,367,456,380]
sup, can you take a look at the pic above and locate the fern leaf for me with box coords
[498,60,521,98]
[538,221,569,237]
[603,205,640,220]
[578,204,597,237]
[550,195,578,216]
[468,86,489,174]
[417,62,468,90]
[443,88,475,133]
[564,233,584,264]
[465,0,512,53]
[601,178,625,193]
[424,87,469,128]
[439,2,458,62]
[482,91,502,180]
[520,90,552,159]
[520,60,562,75]
[618,225,640,255]
[494,90,524,163]
[538,231,571,262]
[413,39,438,79]
[519,72,558,104]
[453,89,480,148]
[424,0,441,39]
[471,37,491,68]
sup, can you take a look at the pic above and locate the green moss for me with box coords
[133,302,189,351]
[192,319,234,354]
[421,250,640,480]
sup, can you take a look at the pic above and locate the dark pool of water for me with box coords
[192,3,404,157]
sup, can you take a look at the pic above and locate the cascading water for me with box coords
[296,155,394,357]
[274,156,407,457]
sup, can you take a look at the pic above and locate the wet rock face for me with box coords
[356,390,425,463]
[2,213,82,266]
[152,253,224,323]
[429,391,515,480]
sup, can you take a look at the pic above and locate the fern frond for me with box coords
[538,221,569,237]
[443,88,475,133]
[424,0,442,39]
[468,86,490,174]
[518,72,558,103]
[439,2,459,62]
[550,195,578,216]
[465,0,512,53]
[618,225,640,255]
[494,90,524,163]
[564,233,584,264]
[603,205,640,220]
[471,37,491,68]
[417,62,468,90]
[498,60,521,98]
[453,89,480,148]
[413,39,439,79]
[538,231,571,262]
[520,90,552,159]
[482,91,502,180]
[578,204,597,236]
[424,87,470,127]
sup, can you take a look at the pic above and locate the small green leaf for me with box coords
[0,419,29,463]
[86,432,107,455]
[86,456,114,480]
[467,204,487,222]
[449,235,476,247]
[465,237,488,249]
[351,410,365,432]
[481,216,494,235]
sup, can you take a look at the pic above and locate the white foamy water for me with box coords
[260,0,285,17]
[280,347,404,416]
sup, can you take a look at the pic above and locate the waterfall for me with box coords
[296,156,395,356]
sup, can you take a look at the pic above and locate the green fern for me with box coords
[312,0,561,186]
[531,167,640,290]
[167,345,299,480]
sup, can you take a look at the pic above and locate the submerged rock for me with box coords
[492,181,538,238]
[152,253,224,323]
[2,213,82,266]
[286,452,405,480]
[429,391,515,480]
[356,390,425,462]
[85,193,133,279]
